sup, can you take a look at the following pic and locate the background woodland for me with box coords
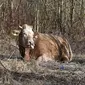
[0,0,85,54]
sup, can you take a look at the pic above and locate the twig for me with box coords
[0,59,10,72]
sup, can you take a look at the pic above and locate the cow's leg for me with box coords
[19,45,25,60]
[60,55,70,63]
[37,54,54,62]
[59,42,71,62]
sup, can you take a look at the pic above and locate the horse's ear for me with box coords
[19,25,23,29]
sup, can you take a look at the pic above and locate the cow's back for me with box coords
[30,33,60,60]
[52,35,73,61]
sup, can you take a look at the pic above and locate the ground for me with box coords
[0,34,85,85]
[0,55,85,85]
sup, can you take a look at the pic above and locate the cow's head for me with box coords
[12,24,35,49]
[20,24,35,49]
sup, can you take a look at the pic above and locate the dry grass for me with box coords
[0,33,85,85]
[0,55,85,85]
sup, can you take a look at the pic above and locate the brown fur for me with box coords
[19,32,73,62]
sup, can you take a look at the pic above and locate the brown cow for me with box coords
[13,24,73,62]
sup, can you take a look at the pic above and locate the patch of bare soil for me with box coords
[0,55,85,85]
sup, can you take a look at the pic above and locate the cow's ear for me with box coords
[11,30,20,36]
[29,25,33,30]
[19,25,23,29]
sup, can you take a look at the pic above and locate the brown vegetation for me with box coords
[0,0,85,53]
[0,0,85,85]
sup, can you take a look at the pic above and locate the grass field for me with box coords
[0,34,85,85]
[0,55,85,85]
